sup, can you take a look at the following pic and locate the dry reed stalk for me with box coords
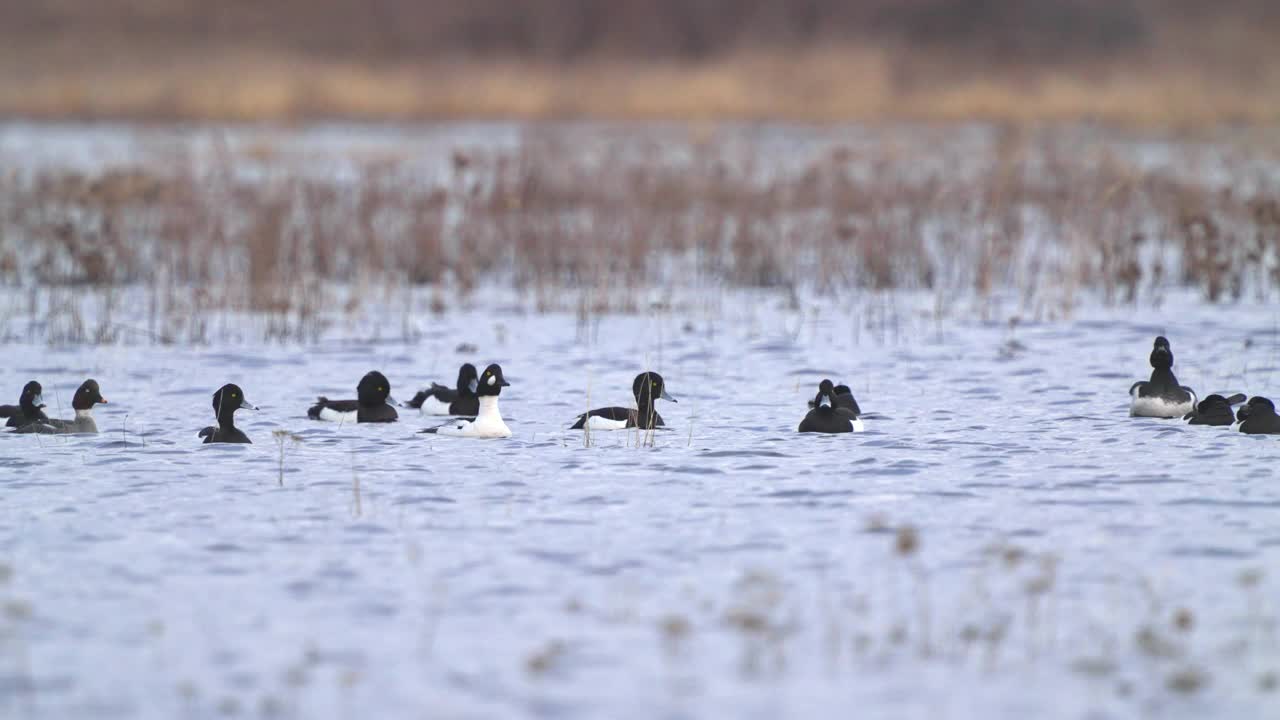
[3,127,1279,344]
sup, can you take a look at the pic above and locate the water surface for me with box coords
[2,291,1278,718]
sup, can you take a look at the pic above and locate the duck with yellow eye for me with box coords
[199,384,258,444]
[570,371,675,431]
[422,364,512,438]
[307,371,399,424]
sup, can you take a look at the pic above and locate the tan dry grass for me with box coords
[2,123,1279,343]
[3,45,1280,126]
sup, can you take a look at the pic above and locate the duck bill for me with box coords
[661,389,676,402]
[98,397,108,404]
[500,379,511,387]
[468,379,479,394]
[819,395,832,408]
[386,394,399,406]
[32,393,45,408]
[240,399,259,411]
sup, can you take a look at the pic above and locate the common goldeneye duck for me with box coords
[402,363,479,416]
[799,379,864,434]
[569,371,676,431]
[14,379,107,434]
[1129,336,1196,418]
[307,371,398,423]
[422,363,511,438]
[198,384,257,444]
[807,381,861,415]
[1236,396,1280,435]
[1184,393,1246,426]
[4,381,48,429]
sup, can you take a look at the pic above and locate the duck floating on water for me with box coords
[308,371,398,424]
[799,379,864,434]
[423,364,512,438]
[14,379,107,434]
[3,381,47,429]
[1129,336,1196,418]
[1183,393,1246,426]
[570,372,675,431]
[1236,396,1280,435]
[403,363,479,416]
[199,384,257,444]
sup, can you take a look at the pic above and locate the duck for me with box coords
[0,396,17,420]
[799,379,864,434]
[198,384,257,444]
[402,363,479,416]
[422,364,511,438]
[807,381,861,415]
[4,381,48,429]
[13,379,107,434]
[1236,396,1280,435]
[1129,336,1196,418]
[1183,393,1246,426]
[307,371,398,423]
[569,371,676,431]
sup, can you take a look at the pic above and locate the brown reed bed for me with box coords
[0,123,1278,343]
[3,2,1280,126]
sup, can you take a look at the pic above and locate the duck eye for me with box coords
[378,386,384,391]
[231,393,238,398]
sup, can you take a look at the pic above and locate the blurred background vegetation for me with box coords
[3,0,1278,125]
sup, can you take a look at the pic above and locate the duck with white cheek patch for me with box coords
[422,364,512,438]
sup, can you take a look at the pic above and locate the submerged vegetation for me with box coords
[1,123,1279,344]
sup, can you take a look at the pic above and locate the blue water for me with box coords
[2,288,1278,719]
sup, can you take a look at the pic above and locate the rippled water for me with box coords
[2,290,1279,718]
